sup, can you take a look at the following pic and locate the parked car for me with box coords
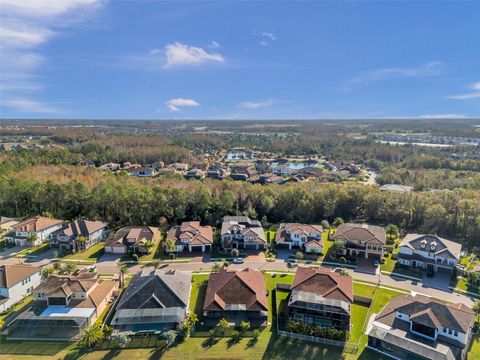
[232,258,244,264]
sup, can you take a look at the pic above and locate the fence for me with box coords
[277,330,358,353]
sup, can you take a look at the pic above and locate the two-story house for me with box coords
[332,223,386,262]
[287,267,353,332]
[367,293,476,360]
[7,270,119,341]
[398,234,462,275]
[203,268,268,327]
[276,223,323,251]
[220,216,266,250]
[166,221,213,253]
[272,164,292,176]
[50,219,108,253]
[4,216,64,247]
[104,226,161,254]
[0,264,42,312]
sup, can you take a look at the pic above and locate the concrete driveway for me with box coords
[420,271,451,291]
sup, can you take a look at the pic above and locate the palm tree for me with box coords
[26,233,37,246]
[81,323,103,348]
[143,240,154,254]
[75,236,87,253]
[385,224,399,243]
[186,313,199,328]
[119,264,128,288]
[218,318,230,334]
[240,321,251,332]
[165,239,176,253]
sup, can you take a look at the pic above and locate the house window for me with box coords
[454,330,458,337]
[448,329,453,335]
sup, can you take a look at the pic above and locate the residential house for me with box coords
[166,221,213,253]
[380,184,414,193]
[255,173,284,185]
[255,161,272,174]
[104,226,161,254]
[111,269,191,332]
[367,293,476,360]
[398,234,461,275]
[207,168,227,179]
[288,267,353,331]
[99,163,121,171]
[0,217,19,234]
[230,165,256,181]
[296,167,325,179]
[122,162,141,170]
[5,216,64,247]
[173,162,189,171]
[330,161,361,174]
[220,216,266,250]
[0,264,42,312]
[272,164,292,176]
[203,268,268,327]
[332,223,386,261]
[305,240,323,254]
[184,168,205,180]
[275,223,323,251]
[127,167,156,177]
[50,219,108,253]
[7,271,119,341]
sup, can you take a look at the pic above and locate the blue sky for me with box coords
[0,0,479,120]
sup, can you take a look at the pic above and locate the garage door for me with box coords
[112,246,126,254]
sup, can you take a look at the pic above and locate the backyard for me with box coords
[62,242,105,262]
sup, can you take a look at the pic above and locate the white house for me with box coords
[0,264,42,312]
[397,234,461,274]
[275,223,323,250]
[4,216,64,247]
[272,164,291,175]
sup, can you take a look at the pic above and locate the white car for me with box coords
[232,258,244,264]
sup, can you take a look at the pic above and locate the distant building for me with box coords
[127,167,156,177]
[111,269,191,332]
[380,184,414,193]
[5,216,64,247]
[184,168,205,180]
[99,163,121,171]
[367,293,475,360]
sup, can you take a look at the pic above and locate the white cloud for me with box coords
[2,97,59,113]
[346,61,445,89]
[163,42,224,68]
[239,99,275,109]
[252,29,277,46]
[165,98,200,112]
[209,41,220,49]
[418,114,467,119]
[446,81,480,100]
[0,0,103,114]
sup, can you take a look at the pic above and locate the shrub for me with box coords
[169,253,176,260]
[252,329,260,338]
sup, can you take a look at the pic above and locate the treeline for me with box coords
[0,175,478,249]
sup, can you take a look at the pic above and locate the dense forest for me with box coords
[1,119,479,250]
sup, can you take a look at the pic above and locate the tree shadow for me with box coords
[202,336,219,348]
[226,336,241,348]
[246,337,258,348]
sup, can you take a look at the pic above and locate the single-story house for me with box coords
[104,226,161,254]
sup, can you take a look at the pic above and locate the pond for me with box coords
[271,161,319,169]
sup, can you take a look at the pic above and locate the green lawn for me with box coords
[380,253,396,272]
[451,276,480,295]
[0,295,33,324]
[468,334,480,360]
[62,242,105,261]
[15,243,50,257]
[264,230,276,243]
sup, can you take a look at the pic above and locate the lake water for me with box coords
[271,161,319,169]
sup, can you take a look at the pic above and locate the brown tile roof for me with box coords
[0,264,41,288]
[105,226,161,247]
[332,223,386,245]
[375,293,475,333]
[167,221,213,246]
[291,267,353,303]
[305,240,322,247]
[204,268,268,311]
[13,216,63,232]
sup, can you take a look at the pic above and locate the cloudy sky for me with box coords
[0,0,479,119]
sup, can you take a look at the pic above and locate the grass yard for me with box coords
[0,295,33,324]
[467,334,480,360]
[0,337,74,359]
[264,230,276,243]
[380,253,396,273]
[15,243,50,257]
[451,276,480,295]
[62,242,104,261]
